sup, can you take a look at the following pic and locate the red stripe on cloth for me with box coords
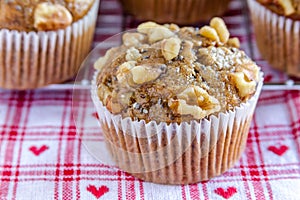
[117,171,122,200]
[181,185,187,200]
[239,161,252,200]
[287,93,300,159]
[75,90,90,200]
[11,92,32,199]
[125,173,136,200]
[189,184,200,200]
[201,182,209,199]
[138,180,144,200]
[54,91,72,200]
[252,118,273,200]
[0,93,17,198]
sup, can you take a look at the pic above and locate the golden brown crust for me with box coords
[95,19,260,123]
[0,0,95,31]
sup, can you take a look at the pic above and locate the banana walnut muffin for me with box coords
[0,0,95,31]
[0,0,98,89]
[257,0,300,19]
[95,18,260,123]
[248,0,300,77]
[92,18,263,184]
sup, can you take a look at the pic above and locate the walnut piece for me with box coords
[125,47,141,61]
[161,37,181,60]
[34,2,73,31]
[199,26,220,43]
[130,64,165,84]
[230,72,257,99]
[148,27,175,44]
[169,86,221,119]
[122,32,146,47]
[94,47,122,70]
[278,0,295,15]
[227,37,240,48]
[137,21,160,34]
[116,61,136,83]
[210,17,230,44]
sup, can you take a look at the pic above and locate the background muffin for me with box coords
[92,19,263,184]
[119,0,231,24]
[248,0,300,77]
[0,0,99,89]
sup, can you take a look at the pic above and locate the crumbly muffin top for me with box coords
[0,0,95,31]
[257,0,300,19]
[95,18,260,123]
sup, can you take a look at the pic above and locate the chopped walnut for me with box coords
[94,47,124,70]
[125,47,141,61]
[137,21,175,43]
[199,26,220,43]
[130,64,166,84]
[210,17,230,44]
[137,21,160,34]
[171,99,204,119]
[161,37,181,60]
[116,61,136,83]
[230,72,257,99]
[34,2,73,31]
[148,27,175,44]
[169,86,221,119]
[227,37,240,48]
[122,32,146,47]
[278,0,295,15]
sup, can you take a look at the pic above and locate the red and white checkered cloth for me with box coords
[1,0,300,199]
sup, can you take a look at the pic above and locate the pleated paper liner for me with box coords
[91,71,263,185]
[248,0,300,78]
[119,0,231,24]
[0,0,99,90]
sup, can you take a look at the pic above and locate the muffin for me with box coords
[0,0,99,89]
[119,0,231,24]
[91,18,263,184]
[248,0,300,77]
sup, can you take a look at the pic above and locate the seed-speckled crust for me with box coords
[95,19,260,123]
[0,0,95,31]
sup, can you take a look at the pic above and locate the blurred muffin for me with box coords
[92,18,263,184]
[248,0,300,77]
[0,0,99,89]
[119,0,231,24]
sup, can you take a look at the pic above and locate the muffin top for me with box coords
[94,18,260,123]
[0,0,95,31]
[257,0,300,19]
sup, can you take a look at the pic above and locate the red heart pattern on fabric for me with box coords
[268,145,288,156]
[92,112,99,119]
[29,145,49,156]
[214,187,237,199]
[87,185,109,199]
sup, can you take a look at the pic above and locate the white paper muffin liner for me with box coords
[91,71,263,184]
[0,0,99,89]
[248,0,300,77]
[119,0,231,24]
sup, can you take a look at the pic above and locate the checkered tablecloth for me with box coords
[1,0,300,199]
